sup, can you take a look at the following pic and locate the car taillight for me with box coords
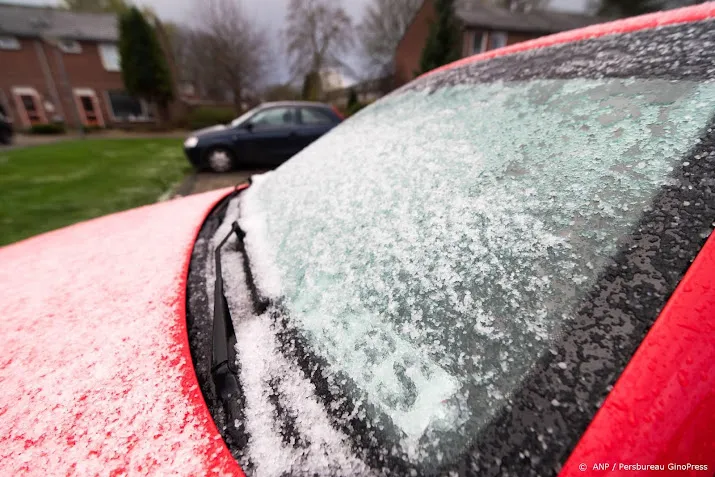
[331,105,345,121]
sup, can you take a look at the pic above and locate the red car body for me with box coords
[2,6,715,476]
[0,190,244,476]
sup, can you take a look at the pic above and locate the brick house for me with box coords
[395,1,605,87]
[0,3,153,129]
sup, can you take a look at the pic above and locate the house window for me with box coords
[12,87,47,127]
[0,36,20,50]
[105,90,149,121]
[488,31,508,50]
[73,88,105,127]
[98,43,120,72]
[472,30,487,54]
[58,39,82,54]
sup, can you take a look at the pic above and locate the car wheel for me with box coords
[0,130,11,145]
[206,147,234,173]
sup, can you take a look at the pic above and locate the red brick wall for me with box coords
[0,36,148,129]
[394,15,550,88]
[506,31,541,46]
[394,0,437,87]
[462,30,476,57]
[0,38,52,127]
[44,40,125,128]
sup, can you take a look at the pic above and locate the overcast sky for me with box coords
[5,0,589,24]
[6,0,590,83]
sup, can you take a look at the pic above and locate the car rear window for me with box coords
[300,107,335,125]
[238,75,715,469]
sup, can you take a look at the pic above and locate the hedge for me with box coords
[29,123,66,135]
[187,107,237,130]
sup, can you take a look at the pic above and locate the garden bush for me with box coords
[187,107,236,130]
[29,123,66,135]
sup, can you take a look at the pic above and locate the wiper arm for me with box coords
[210,221,250,448]
[211,221,243,375]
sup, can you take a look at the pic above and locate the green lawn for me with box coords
[0,138,191,247]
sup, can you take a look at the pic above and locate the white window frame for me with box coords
[73,88,105,128]
[472,30,488,55]
[98,43,120,72]
[12,86,47,127]
[58,39,82,54]
[489,31,508,50]
[103,90,152,123]
[0,36,21,50]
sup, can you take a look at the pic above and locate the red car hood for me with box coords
[0,190,243,476]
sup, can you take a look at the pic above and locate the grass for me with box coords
[0,138,192,247]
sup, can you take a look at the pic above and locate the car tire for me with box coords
[205,147,234,173]
[0,130,11,146]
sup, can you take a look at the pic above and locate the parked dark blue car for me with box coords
[183,101,343,172]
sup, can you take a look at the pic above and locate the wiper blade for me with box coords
[210,220,249,448]
[211,221,242,375]
[208,195,252,450]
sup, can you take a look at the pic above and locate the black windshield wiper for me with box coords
[212,221,242,373]
[211,221,245,424]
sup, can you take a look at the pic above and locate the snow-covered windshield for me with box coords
[236,78,715,469]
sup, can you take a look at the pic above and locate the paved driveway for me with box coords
[3,134,73,150]
[175,169,270,197]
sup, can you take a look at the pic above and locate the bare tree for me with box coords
[357,0,422,77]
[284,0,353,99]
[166,26,223,100]
[185,0,272,111]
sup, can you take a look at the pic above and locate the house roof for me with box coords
[0,3,117,42]
[456,3,608,34]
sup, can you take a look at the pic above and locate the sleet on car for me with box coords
[1,6,714,477]
[187,9,715,477]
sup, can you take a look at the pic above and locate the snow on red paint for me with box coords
[3,6,715,476]
[423,3,715,80]
[0,190,244,476]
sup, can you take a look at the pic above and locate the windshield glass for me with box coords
[230,109,256,128]
[237,77,715,467]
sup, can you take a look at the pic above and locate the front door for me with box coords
[80,96,99,126]
[12,88,48,127]
[74,89,104,128]
[19,95,44,125]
